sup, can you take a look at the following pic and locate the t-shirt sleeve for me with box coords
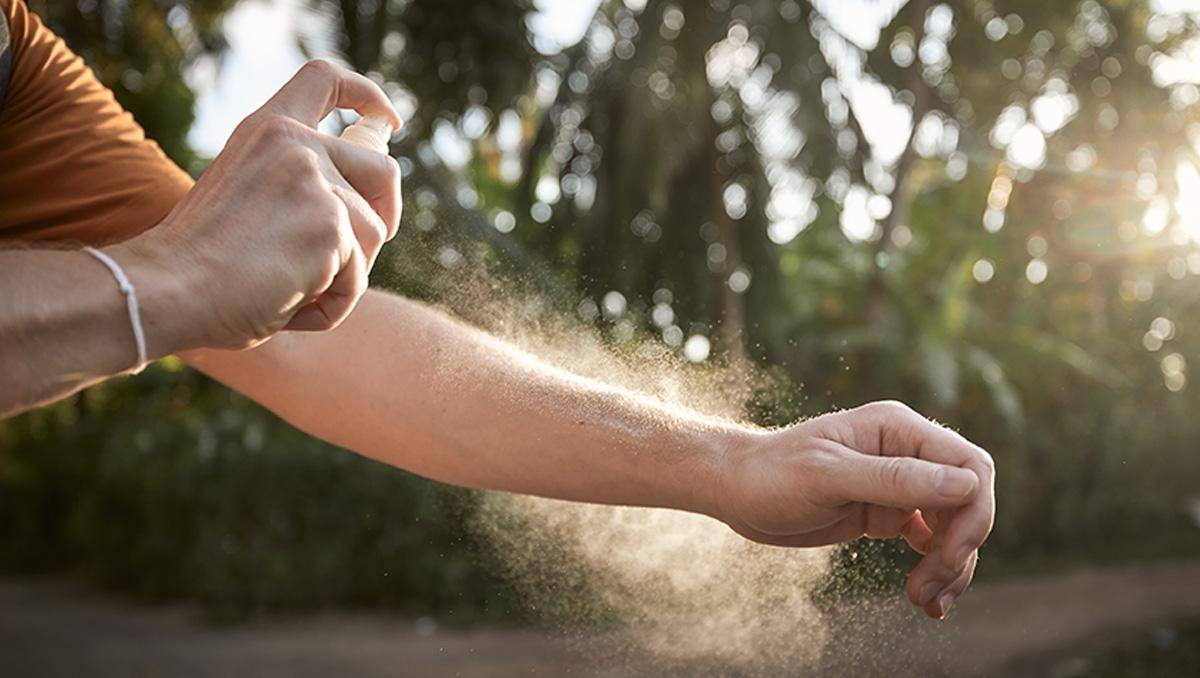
[0,0,194,246]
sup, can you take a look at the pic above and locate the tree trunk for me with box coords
[705,100,746,366]
[715,202,747,366]
[864,0,932,331]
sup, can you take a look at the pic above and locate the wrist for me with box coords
[684,423,761,522]
[103,233,208,360]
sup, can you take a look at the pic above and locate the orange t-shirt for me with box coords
[0,0,193,246]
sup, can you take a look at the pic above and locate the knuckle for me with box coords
[370,220,388,250]
[254,114,303,145]
[321,198,349,233]
[800,440,842,476]
[304,197,345,248]
[977,448,996,474]
[323,254,341,279]
[857,400,899,419]
[362,151,400,190]
[278,142,308,164]
[874,399,915,417]
[301,58,339,80]
[383,154,402,186]
[360,221,385,254]
[282,146,324,182]
[330,193,351,221]
[314,255,340,291]
[799,442,846,502]
[877,457,907,490]
[232,112,264,140]
[317,227,341,253]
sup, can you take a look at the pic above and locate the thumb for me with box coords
[831,451,980,511]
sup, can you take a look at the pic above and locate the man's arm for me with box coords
[186,289,735,515]
[0,242,201,416]
[184,289,996,619]
[0,60,401,419]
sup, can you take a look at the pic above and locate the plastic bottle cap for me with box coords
[339,116,394,153]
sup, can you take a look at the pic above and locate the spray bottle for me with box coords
[338,116,394,153]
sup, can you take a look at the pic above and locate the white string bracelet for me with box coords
[82,246,148,374]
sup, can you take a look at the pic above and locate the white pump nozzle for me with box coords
[339,116,394,153]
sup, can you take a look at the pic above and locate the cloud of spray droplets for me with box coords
[475,497,832,672]
[426,273,836,673]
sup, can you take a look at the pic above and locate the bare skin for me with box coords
[1,61,994,620]
[0,59,401,416]
[184,292,995,619]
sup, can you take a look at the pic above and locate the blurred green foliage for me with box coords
[4,0,1200,621]
[27,0,238,170]
[0,362,522,622]
[1074,618,1200,677]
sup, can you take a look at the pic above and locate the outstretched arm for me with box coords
[186,290,735,514]
[184,289,995,619]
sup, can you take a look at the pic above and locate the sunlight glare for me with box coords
[1174,161,1200,242]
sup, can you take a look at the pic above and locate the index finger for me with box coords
[261,59,402,131]
[320,135,402,240]
[858,402,996,571]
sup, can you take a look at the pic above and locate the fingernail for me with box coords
[938,592,956,618]
[918,582,941,605]
[936,468,975,500]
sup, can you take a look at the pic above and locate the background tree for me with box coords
[27,0,238,168]
[3,0,1200,619]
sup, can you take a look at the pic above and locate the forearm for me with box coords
[0,241,198,417]
[183,289,743,516]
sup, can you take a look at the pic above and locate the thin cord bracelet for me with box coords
[82,246,148,374]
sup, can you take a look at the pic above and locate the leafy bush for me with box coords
[0,362,521,623]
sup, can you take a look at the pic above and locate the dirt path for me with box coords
[817,558,1200,677]
[3,559,1199,677]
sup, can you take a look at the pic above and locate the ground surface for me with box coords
[2,559,1199,677]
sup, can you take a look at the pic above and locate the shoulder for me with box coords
[0,0,193,245]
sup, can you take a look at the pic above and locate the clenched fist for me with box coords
[108,59,403,353]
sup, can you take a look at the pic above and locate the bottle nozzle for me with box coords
[339,116,394,153]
